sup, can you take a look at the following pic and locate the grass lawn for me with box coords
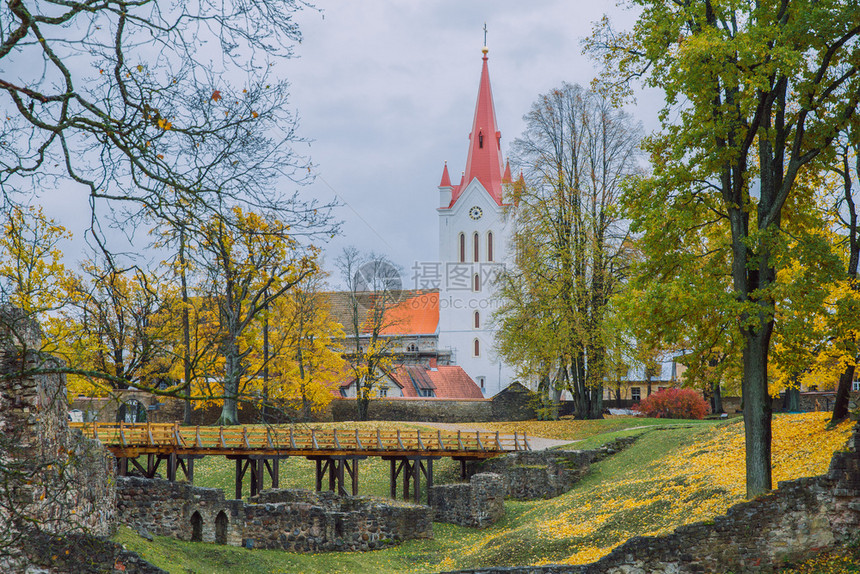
[115,413,854,573]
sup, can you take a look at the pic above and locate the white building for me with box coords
[435,46,517,397]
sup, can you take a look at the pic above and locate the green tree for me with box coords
[589,0,860,495]
[496,83,642,419]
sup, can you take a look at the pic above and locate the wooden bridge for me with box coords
[70,422,530,502]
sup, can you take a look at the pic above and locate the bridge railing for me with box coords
[70,422,532,452]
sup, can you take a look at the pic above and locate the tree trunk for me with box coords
[218,343,241,425]
[180,228,193,425]
[742,328,773,497]
[357,381,370,421]
[831,365,855,423]
[783,385,800,413]
[711,381,723,414]
[645,365,653,397]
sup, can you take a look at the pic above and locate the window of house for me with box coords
[478,377,485,392]
[631,387,641,402]
[379,387,388,398]
[479,131,484,148]
[473,232,480,262]
[474,338,480,357]
[459,233,466,263]
[487,231,494,261]
[474,311,480,329]
[853,380,860,392]
[407,343,418,352]
[473,273,480,291]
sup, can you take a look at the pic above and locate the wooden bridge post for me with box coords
[402,459,411,500]
[269,457,280,489]
[167,453,177,482]
[249,459,259,497]
[116,457,128,477]
[412,458,420,503]
[337,459,346,495]
[422,459,434,505]
[390,459,398,498]
[328,459,337,492]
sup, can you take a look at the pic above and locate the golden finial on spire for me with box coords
[482,23,488,54]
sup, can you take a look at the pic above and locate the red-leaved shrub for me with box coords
[633,388,709,420]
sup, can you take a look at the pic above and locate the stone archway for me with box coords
[215,510,228,545]
[190,510,203,542]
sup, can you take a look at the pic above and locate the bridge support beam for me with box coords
[310,456,365,496]
[229,455,286,499]
[386,457,438,504]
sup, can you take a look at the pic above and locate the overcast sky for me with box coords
[38,1,663,285]
[279,1,663,287]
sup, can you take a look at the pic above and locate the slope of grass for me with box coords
[115,413,853,573]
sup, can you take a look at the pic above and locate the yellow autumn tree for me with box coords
[58,255,178,398]
[250,270,345,421]
[195,207,316,425]
[0,205,71,319]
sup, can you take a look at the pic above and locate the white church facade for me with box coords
[330,46,519,399]
[435,46,517,397]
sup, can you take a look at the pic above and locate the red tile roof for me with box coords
[325,289,439,337]
[427,366,484,399]
[338,364,482,400]
[377,292,439,335]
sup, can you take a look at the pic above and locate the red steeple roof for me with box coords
[439,161,452,187]
[448,48,506,208]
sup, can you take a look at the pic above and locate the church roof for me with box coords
[446,48,507,209]
[325,289,439,337]
[439,162,452,188]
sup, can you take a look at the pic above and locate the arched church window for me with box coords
[459,233,466,263]
[487,231,494,262]
[479,132,484,148]
[473,232,479,262]
[473,273,480,292]
[474,338,480,357]
[474,311,480,329]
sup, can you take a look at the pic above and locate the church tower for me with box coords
[437,46,515,396]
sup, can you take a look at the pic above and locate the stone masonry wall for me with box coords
[430,472,506,528]
[116,476,244,545]
[441,424,860,574]
[246,489,433,551]
[479,437,637,500]
[0,306,155,573]
[116,478,433,553]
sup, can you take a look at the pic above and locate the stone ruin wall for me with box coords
[0,308,120,572]
[430,472,506,528]
[441,424,860,574]
[116,477,434,553]
[478,436,638,500]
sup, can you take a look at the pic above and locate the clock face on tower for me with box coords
[469,206,483,221]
